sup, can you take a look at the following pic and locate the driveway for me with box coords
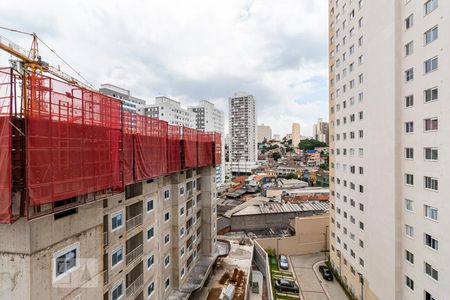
[290,253,347,300]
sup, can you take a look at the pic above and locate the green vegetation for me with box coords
[298,138,327,150]
[271,152,282,161]
[268,255,300,300]
[284,173,298,180]
[319,163,329,171]
[325,260,357,300]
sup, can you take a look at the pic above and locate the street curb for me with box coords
[312,260,332,300]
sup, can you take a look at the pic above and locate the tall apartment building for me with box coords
[292,123,301,147]
[100,83,146,113]
[257,123,272,143]
[328,0,447,299]
[313,118,330,144]
[0,71,221,300]
[139,96,196,128]
[188,100,225,185]
[229,92,257,175]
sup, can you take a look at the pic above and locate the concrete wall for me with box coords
[256,215,328,256]
[231,211,318,231]
[253,240,273,300]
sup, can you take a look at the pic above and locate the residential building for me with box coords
[100,83,146,112]
[229,92,257,175]
[328,0,448,299]
[273,134,281,141]
[139,96,196,128]
[188,100,225,185]
[313,118,329,144]
[292,122,301,147]
[257,123,272,143]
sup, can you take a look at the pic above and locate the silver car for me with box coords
[279,254,289,270]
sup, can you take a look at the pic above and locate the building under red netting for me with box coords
[0,69,222,224]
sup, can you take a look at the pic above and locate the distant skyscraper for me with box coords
[188,100,225,185]
[257,123,272,143]
[139,96,195,128]
[292,123,301,147]
[313,118,329,144]
[228,92,257,175]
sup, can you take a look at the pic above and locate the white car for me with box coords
[279,254,289,270]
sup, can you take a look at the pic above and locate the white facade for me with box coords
[139,96,196,128]
[313,118,329,144]
[257,123,272,143]
[229,92,257,175]
[188,100,225,185]
[329,1,448,300]
[99,83,146,113]
[292,123,301,147]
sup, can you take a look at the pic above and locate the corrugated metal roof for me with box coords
[234,200,329,216]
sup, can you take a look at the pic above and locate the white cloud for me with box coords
[0,0,328,135]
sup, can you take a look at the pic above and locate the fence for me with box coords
[183,127,198,168]
[197,131,213,167]
[0,68,12,223]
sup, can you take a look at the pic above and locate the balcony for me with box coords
[126,244,143,265]
[126,274,144,298]
[126,213,143,232]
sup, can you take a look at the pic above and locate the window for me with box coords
[424,147,438,161]
[164,255,170,267]
[424,262,438,281]
[405,95,414,107]
[359,203,364,212]
[147,227,154,240]
[165,278,170,289]
[405,199,413,211]
[405,174,414,185]
[424,0,438,15]
[146,199,154,212]
[111,211,124,231]
[112,281,124,300]
[405,14,413,29]
[405,148,414,159]
[164,211,170,222]
[424,234,438,251]
[424,57,438,73]
[424,26,438,45]
[111,247,123,268]
[180,207,185,216]
[405,41,413,56]
[180,227,185,238]
[180,267,186,278]
[405,224,414,238]
[54,243,79,280]
[424,176,438,190]
[425,291,436,300]
[406,250,414,264]
[405,121,414,133]
[164,189,170,199]
[405,68,414,81]
[424,205,438,220]
[147,281,155,297]
[147,254,154,269]
[164,233,170,245]
[180,247,185,257]
[406,276,414,290]
[424,118,438,132]
[359,221,364,230]
[424,87,438,102]
[179,185,185,196]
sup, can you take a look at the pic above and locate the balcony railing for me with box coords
[126,213,143,232]
[103,232,108,247]
[126,274,144,297]
[126,244,143,265]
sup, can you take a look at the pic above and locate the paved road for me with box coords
[290,253,347,300]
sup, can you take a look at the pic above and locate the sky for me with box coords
[0,0,329,136]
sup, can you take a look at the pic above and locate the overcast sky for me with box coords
[0,0,328,136]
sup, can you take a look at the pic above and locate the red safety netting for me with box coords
[198,131,213,167]
[183,127,198,168]
[214,132,222,165]
[0,68,12,223]
[123,110,135,185]
[167,124,181,174]
[134,114,168,181]
[27,74,122,205]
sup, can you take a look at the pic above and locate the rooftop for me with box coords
[233,200,329,216]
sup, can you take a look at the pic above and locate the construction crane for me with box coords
[0,29,94,114]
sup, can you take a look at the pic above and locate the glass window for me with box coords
[424,26,438,45]
[112,281,124,300]
[111,211,123,231]
[111,247,123,267]
[424,0,438,15]
[54,244,79,279]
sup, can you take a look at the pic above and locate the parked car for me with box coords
[279,254,289,270]
[274,279,299,294]
[318,265,333,281]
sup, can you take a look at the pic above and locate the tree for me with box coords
[319,163,329,170]
[299,138,328,150]
[284,173,298,179]
[271,152,281,161]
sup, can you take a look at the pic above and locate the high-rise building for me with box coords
[229,92,257,175]
[313,118,329,144]
[139,96,196,128]
[292,123,301,147]
[328,0,447,299]
[0,72,221,300]
[188,100,225,185]
[257,123,272,143]
[100,83,146,112]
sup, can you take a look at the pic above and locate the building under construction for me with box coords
[0,64,223,300]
